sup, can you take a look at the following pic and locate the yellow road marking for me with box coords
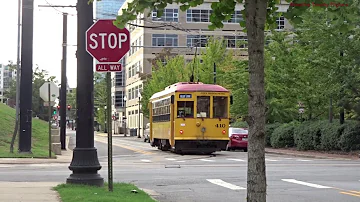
[339,192,360,198]
[95,137,154,155]
[332,187,360,198]
[349,191,360,194]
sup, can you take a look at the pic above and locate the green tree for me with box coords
[110,0,357,200]
[32,65,57,121]
[141,56,191,117]
[94,72,107,131]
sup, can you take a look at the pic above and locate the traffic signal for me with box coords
[67,105,71,111]
[57,105,60,110]
[53,108,57,115]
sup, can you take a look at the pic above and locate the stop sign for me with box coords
[86,19,130,63]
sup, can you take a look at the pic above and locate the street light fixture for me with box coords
[138,92,142,138]
[123,95,127,137]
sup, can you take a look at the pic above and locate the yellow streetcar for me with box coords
[148,82,233,154]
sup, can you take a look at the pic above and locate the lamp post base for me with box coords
[67,147,104,187]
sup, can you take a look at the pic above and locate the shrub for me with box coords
[270,123,297,148]
[231,121,248,128]
[294,121,322,151]
[265,123,282,147]
[319,122,344,151]
[339,121,360,152]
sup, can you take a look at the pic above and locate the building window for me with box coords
[276,16,285,30]
[115,91,124,107]
[115,72,124,87]
[128,66,131,78]
[223,11,243,23]
[138,61,142,73]
[186,35,210,47]
[131,64,136,76]
[139,84,143,93]
[186,9,212,23]
[152,9,178,22]
[224,35,247,48]
[152,34,178,47]
[128,89,131,100]
[135,86,139,98]
[131,87,135,99]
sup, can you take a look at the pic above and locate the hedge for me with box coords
[232,119,360,152]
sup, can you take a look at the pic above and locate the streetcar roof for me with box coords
[150,82,229,100]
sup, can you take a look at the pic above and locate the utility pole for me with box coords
[60,13,68,150]
[19,0,34,153]
[38,5,75,151]
[67,1,104,186]
[10,0,22,153]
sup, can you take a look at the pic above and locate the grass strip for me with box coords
[54,183,157,202]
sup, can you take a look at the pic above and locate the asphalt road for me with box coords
[0,133,359,202]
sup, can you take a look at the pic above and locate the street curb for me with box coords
[265,150,357,160]
[139,188,160,201]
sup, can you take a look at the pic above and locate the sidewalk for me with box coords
[96,132,146,143]
[0,182,61,202]
[265,148,359,160]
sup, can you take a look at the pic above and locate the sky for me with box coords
[0,0,93,88]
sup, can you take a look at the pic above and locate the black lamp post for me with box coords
[137,92,142,138]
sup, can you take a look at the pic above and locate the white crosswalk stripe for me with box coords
[227,158,246,162]
[207,179,246,190]
[198,159,215,162]
[281,179,331,189]
[165,158,176,161]
[265,158,279,162]
[296,159,313,162]
[140,159,151,162]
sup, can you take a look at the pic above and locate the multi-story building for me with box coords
[95,0,127,134]
[117,1,292,136]
[0,64,17,104]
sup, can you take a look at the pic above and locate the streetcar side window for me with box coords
[213,96,228,118]
[177,101,194,118]
[197,96,210,118]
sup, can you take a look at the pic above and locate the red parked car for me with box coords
[226,127,248,152]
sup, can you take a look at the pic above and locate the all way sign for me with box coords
[96,63,122,72]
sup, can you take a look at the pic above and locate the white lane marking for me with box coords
[28,163,68,167]
[285,158,293,160]
[207,179,246,190]
[227,158,245,162]
[296,159,313,162]
[141,159,151,162]
[0,165,13,168]
[199,159,215,162]
[165,158,176,161]
[282,179,331,189]
[176,161,186,163]
[265,158,279,162]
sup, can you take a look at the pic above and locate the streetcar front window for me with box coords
[213,96,228,118]
[197,96,210,118]
[177,101,194,118]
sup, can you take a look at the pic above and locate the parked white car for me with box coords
[143,123,150,143]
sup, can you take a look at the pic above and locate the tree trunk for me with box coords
[244,0,268,202]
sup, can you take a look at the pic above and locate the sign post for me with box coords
[86,19,130,192]
[39,81,59,158]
